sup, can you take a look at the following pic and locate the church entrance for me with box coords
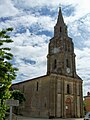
[65,98,72,118]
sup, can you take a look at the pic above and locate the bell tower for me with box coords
[47,7,77,78]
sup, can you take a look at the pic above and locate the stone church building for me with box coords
[12,7,83,118]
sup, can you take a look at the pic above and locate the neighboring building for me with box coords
[84,92,90,113]
[12,7,83,118]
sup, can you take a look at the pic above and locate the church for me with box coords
[12,7,83,118]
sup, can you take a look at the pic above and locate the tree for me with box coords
[0,28,18,119]
[11,90,26,114]
[11,90,26,104]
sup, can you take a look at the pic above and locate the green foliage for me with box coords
[0,100,7,120]
[11,90,26,104]
[0,28,18,119]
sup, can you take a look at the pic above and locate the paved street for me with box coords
[17,116,84,120]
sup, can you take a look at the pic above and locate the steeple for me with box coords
[57,7,64,25]
[47,7,77,78]
[54,7,67,37]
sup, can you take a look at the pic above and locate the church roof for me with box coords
[12,75,48,85]
[12,73,82,86]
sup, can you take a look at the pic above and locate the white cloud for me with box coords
[84,39,90,47]
[0,13,55,36]
[75,47,90,95]
[13,0,61,8]
[10,30,48,83]
[0,0,19,17]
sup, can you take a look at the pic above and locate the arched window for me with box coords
[54,59,57,69]
[67,84,70,94]
[23,85,24,93]
[37,82,39,91]
[60,27,62,32]
[45,102,46,108]
[68,45,70,52]
[66,59,69,67]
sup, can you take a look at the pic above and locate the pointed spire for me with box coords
[57,6,64,25]
[54,6,67,37]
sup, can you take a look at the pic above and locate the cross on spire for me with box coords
[59,3,61,9]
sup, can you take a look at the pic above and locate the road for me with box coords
[17,116,84,120]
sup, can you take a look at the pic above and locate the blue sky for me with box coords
[0,0,90,95]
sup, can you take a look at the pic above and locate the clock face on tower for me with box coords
[52,47,60,53]
[66,67,70,74]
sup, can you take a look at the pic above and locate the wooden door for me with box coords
[65,98,72,118]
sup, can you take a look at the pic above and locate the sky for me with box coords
[0,0,90,96]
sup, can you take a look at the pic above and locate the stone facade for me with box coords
[12,7,83,118]
[12,74,83,118]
